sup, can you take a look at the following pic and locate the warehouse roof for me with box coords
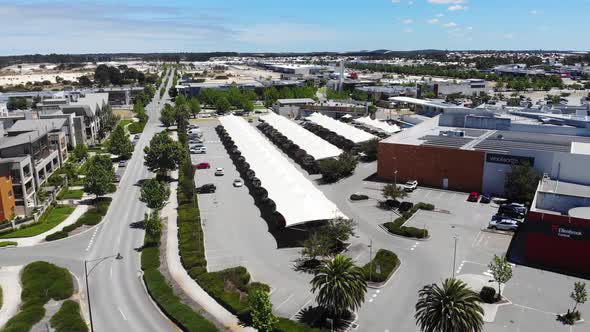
[261,112,342,160]
[219,115,346,227]
[306,112,376,143]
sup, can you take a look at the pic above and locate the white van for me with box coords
[190,146,207,154]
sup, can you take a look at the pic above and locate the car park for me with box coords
[193,162,211,169]
[233,179,243,187]
[401,180,418,192]
[196,184,216,194]
[467,192,480,202]
[488,217,519,232]
[215,168,224,176]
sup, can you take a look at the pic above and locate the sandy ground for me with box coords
[0,72,92,86]
[0,265,23,328]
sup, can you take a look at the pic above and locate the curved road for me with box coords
[0,69,178,332]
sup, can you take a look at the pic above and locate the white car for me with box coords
[215,168,224,176]
[190,146,207,154]
[401,180,418,192]
[488,218,519,232]
[233,179,243,187]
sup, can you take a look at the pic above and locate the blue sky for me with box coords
[1,0,589,55]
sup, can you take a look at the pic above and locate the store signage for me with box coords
[551,225,585,240]
[486,153,534,166]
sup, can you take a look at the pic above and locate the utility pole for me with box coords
[84,260,95,332]
[452,234,458,278]
[368,239,373,282]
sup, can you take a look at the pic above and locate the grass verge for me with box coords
[0,205,75,239]
[129,121,147,134]
[362,249,399,283]
[383,203,433,239]
[46,198,112,241]
[57,189,84,200]
[50,300,88,332]
[1,261,74,332]
[0,241,17,247]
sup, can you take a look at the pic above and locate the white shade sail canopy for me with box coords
[306,112,377,144]
[219,115,347,227]
[261,112,343,160]
[354,117,401,135]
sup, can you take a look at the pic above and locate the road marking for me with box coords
[118,308,128,320]
[275,294,294,310]
[511,303,557,316]
[290,298,313,320]
[110,267,113,279]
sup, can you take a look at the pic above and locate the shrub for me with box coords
[382,202,432,239]
[362,249,399,283]
[50,300,88,332]
[248,282,271,293]
[45,231,68,241]
[479,286,497,304]
[129,121,147,134]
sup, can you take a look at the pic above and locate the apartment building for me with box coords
[0,168,16,222]
[0,156,32,217]
[60,93,109,145]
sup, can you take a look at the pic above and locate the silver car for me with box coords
[488,218,519,232]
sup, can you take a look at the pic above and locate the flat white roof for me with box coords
[353,117,401,135]
[571,142,590,155]
[391,96,448,108]
[261,112,343,160]
[306,113,376,144]
[219,115,346,227]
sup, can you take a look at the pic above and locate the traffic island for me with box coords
[362,249,401,288]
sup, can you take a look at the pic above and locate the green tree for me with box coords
[360,138,379,161]
[311,255,367,319]
[504,163,541,203]
[241,98,254,113]
[174,103,191,130]
[488,254,512,300]
[248,289,278,332]
[160,104,176,128]
[263,87,279,107]
[134,103,148,123]
[144,210,162,241]
[107,125,133,159]
[143,132,184,175]
[319,152,358,183]
[382,184,408,201]
[83,155,116,199]
[300,232,332,262]
[140,178,170,210]
[215,96,231,114]
[189,98,201,118]
[72,144,88,162]
[415,278,484,332]
[570,282,587,313]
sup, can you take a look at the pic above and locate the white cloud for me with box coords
[443,22,458,27]
[529,9,542,15]
[448,5,468,11]
[428,0,466,3]
[428,18,440,24]
[436,13,445,17]
[391,0,401,3]
[466,26,473,30]
[403,28,413,33]
[402,18,413,24]
[503,33,515,40]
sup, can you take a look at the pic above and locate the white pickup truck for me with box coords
[400,180,418,192]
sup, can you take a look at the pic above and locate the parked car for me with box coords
[134,134,140,140]
[214,168,224,176]
[190,146,207,154]
[233,179,243,187]
[498,204,526,219]
[190,143,205,148]
[189,138,203,144]
[188,124,199,130]
[113,174,121,183]
[503,203,527,214]
[480,194,492,204]
[350,193,369,201]
[193,162,211,169]
[401,180,418,192]
[118,160,127,167]
[196,184,216,194]
[488,218,519,232]
[467,192,480,202]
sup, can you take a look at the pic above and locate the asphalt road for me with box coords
[0,69,178,332]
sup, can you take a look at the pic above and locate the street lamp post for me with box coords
[85,254,120,332]
[452,234,458,278]
[368,239,373,282]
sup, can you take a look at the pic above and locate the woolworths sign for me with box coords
[486,153,535,166]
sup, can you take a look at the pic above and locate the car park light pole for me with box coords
[368,239,373,282]
[452,233,458,278]
[85,254,121,332]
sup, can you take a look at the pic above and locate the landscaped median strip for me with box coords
[382,203,434,239]
[45,198,112,241]
[362,249,400,288]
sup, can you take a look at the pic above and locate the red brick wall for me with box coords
[377,143,485,193]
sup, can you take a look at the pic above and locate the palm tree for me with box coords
[415,278,484,332]
[311,254,367,319]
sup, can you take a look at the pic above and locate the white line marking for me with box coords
[290,298,313,320]
[119,308,127,320]
[275,294,294,310]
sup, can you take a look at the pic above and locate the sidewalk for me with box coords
[0,265,23,328]
[162,169,253,331]
[2,205,89,247]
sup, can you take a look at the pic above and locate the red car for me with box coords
[193,162,211,169]
[467,192,480,202]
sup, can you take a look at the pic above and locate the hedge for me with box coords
[0,241,17,247]
[2,261,74,332]
[362,249,399,283]
[50,300,88,332]
[383,203,433,239]
[46,198,112,242]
